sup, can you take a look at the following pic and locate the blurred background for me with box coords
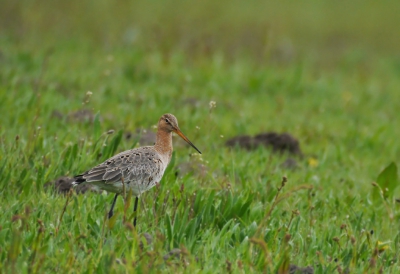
[1,0,399,182]
[2,0,400,66]
[1,0,400,173]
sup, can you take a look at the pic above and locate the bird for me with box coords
[72,113,201,227]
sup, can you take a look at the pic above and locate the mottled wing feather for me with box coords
[81,147,163,186]
[103,168,121,182]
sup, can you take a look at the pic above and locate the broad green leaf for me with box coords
[374,162,398,200]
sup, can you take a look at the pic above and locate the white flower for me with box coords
[209,101,216,109]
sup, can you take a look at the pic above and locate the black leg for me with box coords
[133,196,139,227]
[108,194,119,219]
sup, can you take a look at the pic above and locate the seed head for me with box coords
[209,101,216,109]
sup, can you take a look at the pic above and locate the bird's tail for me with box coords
[72,174,86,186]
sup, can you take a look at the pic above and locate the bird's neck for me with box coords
[154,129,173,161]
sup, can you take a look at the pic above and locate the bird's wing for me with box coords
[75,147,164,184]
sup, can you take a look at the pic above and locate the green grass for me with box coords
[1,0,400,273]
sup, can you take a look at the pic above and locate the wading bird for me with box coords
[73,113,201,227]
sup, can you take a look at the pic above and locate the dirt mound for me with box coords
[44,176,97,194]
[226,132,302,156]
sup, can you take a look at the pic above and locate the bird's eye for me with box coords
[165,118,170,124]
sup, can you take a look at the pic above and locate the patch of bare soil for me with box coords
[280,157,299,169]
[181,97,201,107]
[51,108,96,123]
[68,109,95,123]
[289,264,314,274]
[226,132,302,156]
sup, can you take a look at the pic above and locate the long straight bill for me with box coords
[174,129,202,154]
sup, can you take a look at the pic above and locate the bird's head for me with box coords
[158,113,201,154]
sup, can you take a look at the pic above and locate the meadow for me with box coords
[1,0,400,273]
